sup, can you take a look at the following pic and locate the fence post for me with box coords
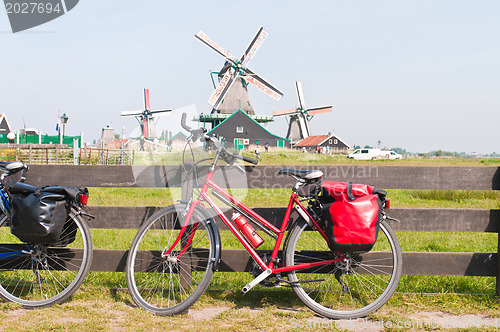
[100,141,104,165]
[497,230,500,296]
[73,138,79,165]
[28,144,33,164]
[120,142,125,165]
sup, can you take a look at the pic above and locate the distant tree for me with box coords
[364,145,373,149]
[435,150,443,157]
[392,147,407,154]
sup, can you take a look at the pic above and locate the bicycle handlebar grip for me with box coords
[241,155,259,165]
[181,113,192,132]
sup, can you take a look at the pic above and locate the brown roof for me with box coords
[295,135,329,147]
[107,139,131,149]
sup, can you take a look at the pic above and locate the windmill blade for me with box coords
[272,108,299,117]
[295,81,306,109]
[242,67,283,101]
[208,71,236,109]
[240,27,268,66]
[195,30,235,61]
[149,109,172,115]
[307,106,333,115]
[121,110,144,117]
[144,89,151,110]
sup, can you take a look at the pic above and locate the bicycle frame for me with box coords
[164,167,345,277]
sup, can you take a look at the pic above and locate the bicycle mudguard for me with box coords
[179,204,221,271]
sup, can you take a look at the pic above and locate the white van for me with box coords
[381,151,403,160]
[347,149,382,160]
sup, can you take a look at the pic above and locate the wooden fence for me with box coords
[24,165,500,293]
[0,144,134,165]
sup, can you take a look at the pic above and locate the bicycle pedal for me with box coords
[241,269,272,294]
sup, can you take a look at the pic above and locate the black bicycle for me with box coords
[0,161,93,308]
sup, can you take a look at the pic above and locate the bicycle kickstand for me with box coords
[241,269,272,294]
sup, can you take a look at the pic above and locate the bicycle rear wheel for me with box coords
[0,209,93,308]
[126,204,215,316]
[284,219,402,319]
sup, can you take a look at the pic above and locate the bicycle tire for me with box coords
[0,208,93,308]
[284,219,402,319]
[126,204,215,316]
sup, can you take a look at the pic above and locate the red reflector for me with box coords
[79,194,88,205]
[386,199,391,209]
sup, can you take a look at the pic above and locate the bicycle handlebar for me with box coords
[211,137,259,165]
[240,155,259,165]
[181,113,208,140]
[180,113,258,166]
[181,113,192,132]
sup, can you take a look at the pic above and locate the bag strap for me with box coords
[347,181,356,201]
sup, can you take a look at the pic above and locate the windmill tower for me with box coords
[121,89,171,138]
[273,81,332,144]
[195,27,283,128]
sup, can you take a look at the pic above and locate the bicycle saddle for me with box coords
[278,168,323,180]
[0,161,28,175]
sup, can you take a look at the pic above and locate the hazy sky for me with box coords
[1,1,499,153]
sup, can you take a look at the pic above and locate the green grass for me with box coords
[132,149,500,166]
[88,187,500,209]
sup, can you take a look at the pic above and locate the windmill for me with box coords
[121,89,171,138]
[195,27,283,118]
[273,81,332,144]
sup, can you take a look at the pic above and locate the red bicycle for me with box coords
[126,114,402,319]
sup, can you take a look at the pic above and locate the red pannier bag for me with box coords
[320,180,386,252]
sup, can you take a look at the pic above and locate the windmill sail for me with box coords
[273,81,333,143]
[120,89,172,138]
[195,27,283,114]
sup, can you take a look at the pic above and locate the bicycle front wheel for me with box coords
[0,209,93,308]
[126,204,215,316]
[284,219,402,319]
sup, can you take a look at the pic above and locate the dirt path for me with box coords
[187,306,500,331]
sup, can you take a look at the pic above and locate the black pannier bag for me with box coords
[9,185,86,245]
[320,180,386,252]
[10,191,68,244]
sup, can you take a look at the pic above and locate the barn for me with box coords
[295,134,350,153]
[207,110,289,150]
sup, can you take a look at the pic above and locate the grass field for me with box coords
[0,157,499,331]
[133,148,500,167]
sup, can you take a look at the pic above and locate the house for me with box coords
[0,113,12,135]
[206,110,289,150]
[107,139,132,149]
[295,134,350,153]
[19,128,40,136]
[169,131,188,150]
[170,131,187,142]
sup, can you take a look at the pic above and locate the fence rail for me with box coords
[0,144,133,165]
[21,165,500,293]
